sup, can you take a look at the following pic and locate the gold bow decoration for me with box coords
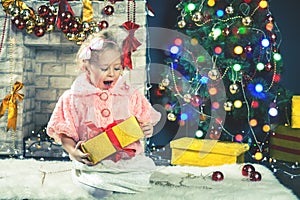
[1,0,33,14]
[0,81,24,132]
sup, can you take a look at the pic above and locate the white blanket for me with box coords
[0,158,297,200]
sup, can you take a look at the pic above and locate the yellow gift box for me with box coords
[292,96,300,128]
[269,125,300,162]
[81,116,144,164]
[170,137,249,167]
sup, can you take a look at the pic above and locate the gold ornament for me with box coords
[208,69,219,80]
[242,16,252,26]
[225,6,234,14]
[192,11,203,22]
[158,83,166,90]
[162,78,170,87]
[229,83,239,94]
[224,101,233,111]
[178,19,186,28]
[46,24,55,32]
[26,19,35,30]
[35,16,45,26]
[167,113,176,121]
[183,94,192,103]
[20,9,31,20]
[65,33,76,41]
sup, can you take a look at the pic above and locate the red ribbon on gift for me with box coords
[86,121,136,162]
[122,21,141,70]
[49,0,74,29]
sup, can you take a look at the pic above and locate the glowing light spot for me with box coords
[266,22,273,31]
[234,45,243,54]
[234,100,243,108]
[216,9,224,17]
[269,107,278,117]
[174,38,183,46]
[195,130,204,138]
[200,76,208,84]
[186,3,196,12]
[233,63,241,71]
[256,62,265,71]
[235,134,243,142]
[273,53,282,61]
[180,113,188,121]
[208,87,218,95]
[254,152,263,160]
[212,101,220,109]
[214,46,222,54]
[207,0,215,7]
[197,56,205,62]
[249,119,258,127]
[259,0,268,9]
[255,83,263,93]
[251,100,259,108]
[170,45,180,54]
[262,124,271,132]
[191,38,198,46]
[261,38,270,47]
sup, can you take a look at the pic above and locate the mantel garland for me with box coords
[1,0,125,44]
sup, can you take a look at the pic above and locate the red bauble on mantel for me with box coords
[249,171,262,182]
[103,5,114,16]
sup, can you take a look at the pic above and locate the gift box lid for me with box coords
[292,96,300,116]
[273,125,300,139]
[170,137,249,156]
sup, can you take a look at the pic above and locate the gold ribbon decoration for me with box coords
[0,81,24,131]
[1,0,33,14]
[82,0,93,22]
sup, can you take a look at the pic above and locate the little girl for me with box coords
[46,30,161,198]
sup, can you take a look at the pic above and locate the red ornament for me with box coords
[191,95,202,107]
[60,11,73,23]
[103,5,114,16]
[212,171,224,181]
[34,26,46,37]
[98,20,109,29]
[11,16,25,30]
[242,164,255,176]
[45,15,56,25]
[249,171,262,181]
[38,5,51,17]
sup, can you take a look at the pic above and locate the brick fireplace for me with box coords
[0,0,147,156]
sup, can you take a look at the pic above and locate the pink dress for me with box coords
[47,73,161,193]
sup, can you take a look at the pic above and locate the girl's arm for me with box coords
[61,134,94,166]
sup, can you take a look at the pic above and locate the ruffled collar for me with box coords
[70,73,134,96]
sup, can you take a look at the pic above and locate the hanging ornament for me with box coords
[167,113,177,121]
[35,16,45,26]
[158,83,165,90]
[208,69,219,80]
[34,26,46,37]
[222,27,230,36]
[242,164,255,176]
[242,16,252,26]
[103,5,114,16]
[25,19,35,34]
[161,78,170,87]
[229,83,239,94]
[199,113,207,121]
[20,9,32,20]
[177,19,186,28]
[192,11,203,22]
[38,5,51,17]
[249,171,262,181]
[224,101,233,111]
[98,20,109,29]
[225,6,234,14]
[212,171,224,181]
[191,95,202,107]
[183,94,192,103]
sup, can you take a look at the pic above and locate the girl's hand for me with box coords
[69,141,95,166]
[140,122,154,138]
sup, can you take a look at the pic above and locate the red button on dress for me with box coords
[99,92,108,101]
[101,108,111,117]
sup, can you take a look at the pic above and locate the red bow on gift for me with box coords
[86,121,136,162]
[122,21,141,70]
[49,0,74,29]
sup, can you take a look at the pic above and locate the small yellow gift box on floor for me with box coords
[170,137,249,167]
[292,96,300,128]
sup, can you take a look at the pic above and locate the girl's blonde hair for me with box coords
[76,30,121,72]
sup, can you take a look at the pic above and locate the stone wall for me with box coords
[0,0,147,156]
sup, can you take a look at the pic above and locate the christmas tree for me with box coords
[152,0,292,162]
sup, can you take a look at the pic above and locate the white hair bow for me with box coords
[78,38,104,60]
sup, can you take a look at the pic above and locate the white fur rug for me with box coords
[0,158,298,200]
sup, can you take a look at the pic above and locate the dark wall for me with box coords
[147,0,300,95]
